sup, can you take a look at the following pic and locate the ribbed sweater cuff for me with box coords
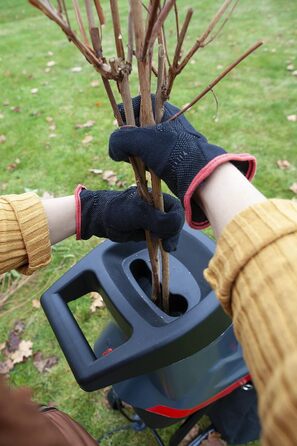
[2,193,51,275]
[204,199,297,316]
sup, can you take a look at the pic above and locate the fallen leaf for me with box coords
[292,70,297,77]
[82,135,94,144]
[217,64,223,70]
[95,101,103,107]
[201,431,227,446]
[32,299,41,309]
[75,120,95,129]
[46,116,54,123]
[10,340,33,365]
[0,343,6,351]
[33,352,58,373]
[287,64,294,71]
[0,135,6,144]
[101,170,126,188]
[287,114,297,122]
[49,133,57,138]
[0,359,14,375]
[90,79,100,87]
[47,60,56,67]
[71,66,82,72]
[3,100,9,106]
[31,88,39,94]
[7,163,17,172]
[277,160,291,170]
[89,168,103,175]
[90,291,105,312]
[289,183,297,194]
[45,68,51,73]
[11,106,21,113]
[13,320,25,334]
[6,332,21,353]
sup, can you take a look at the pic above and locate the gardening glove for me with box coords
[109,96,256,229]
[75,185,184,252]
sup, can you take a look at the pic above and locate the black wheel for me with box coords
[107,388,123,410]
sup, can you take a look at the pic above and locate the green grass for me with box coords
[0,1,297,445]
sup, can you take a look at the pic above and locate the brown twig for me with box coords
[204,0,240,47]
[173,1,179,40]
[145,0,175,59]
[170,40,263,120]
[110,0,125,60]
[93,0,105,25]
[127,9,134,65]
[167,8,193,95]
[131,0,164,301]
[177,0,234,74]
[142,0,160,60]
[72,0,90,46]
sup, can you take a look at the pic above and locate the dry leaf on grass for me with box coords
[47,60,56,67]
[201,431,227,446]
[287,64,294,71]
[7,158,21,172]
[11,106,21,113]
[82,135,94,145]
[10,340,33,365]
[0,135,6,144]
[90,292,105,313]
[287,114,297,122]
[0,359,14,375]
[277,160,292,170]
[31,88,39,94]
[89,168,103,175]
[33,352,59,373]
[75,120,95,129]
[32,299,41,309]
[90,79,100,87]
[71,66,82,72]
[289,183,297,194]
[102,170,125,188]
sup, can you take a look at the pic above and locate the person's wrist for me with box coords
[75,187,109,240]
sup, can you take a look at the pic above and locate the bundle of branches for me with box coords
[29,0,262,313]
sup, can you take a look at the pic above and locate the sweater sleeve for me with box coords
[0,192,51,275]
[204,199,297,446]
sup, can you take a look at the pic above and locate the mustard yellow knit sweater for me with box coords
[1,193,297,445]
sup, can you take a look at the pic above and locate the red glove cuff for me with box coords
[74,184,86,240]
[183,153,257,230]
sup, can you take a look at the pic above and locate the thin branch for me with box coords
[155,43,165,123]
[127,9,134,65]
[110,0,125,59]
[146,0,175,58]
[72,0,90,46]
[173,1,179,40]
[101,77,124,124]
[177,0,234,74]
[167,8,193,95]
[142,0,160,60]
[204,0,240,47]
[61,0,71,28]
[93,0,105,25]
[170,40,263,120]
[29,0,113,79]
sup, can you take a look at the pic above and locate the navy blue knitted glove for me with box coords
[109,97,256,229]
[75,185,184,252]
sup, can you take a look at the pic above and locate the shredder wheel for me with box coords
[107,388,123,410]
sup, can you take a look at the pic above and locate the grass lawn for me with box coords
[0,0,296,445]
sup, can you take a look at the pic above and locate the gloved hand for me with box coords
[109,96,256,229]
[75,185,184,252]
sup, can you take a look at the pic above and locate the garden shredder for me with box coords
[41,224,260,445]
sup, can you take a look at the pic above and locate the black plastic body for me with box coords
[41,225,231,391]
